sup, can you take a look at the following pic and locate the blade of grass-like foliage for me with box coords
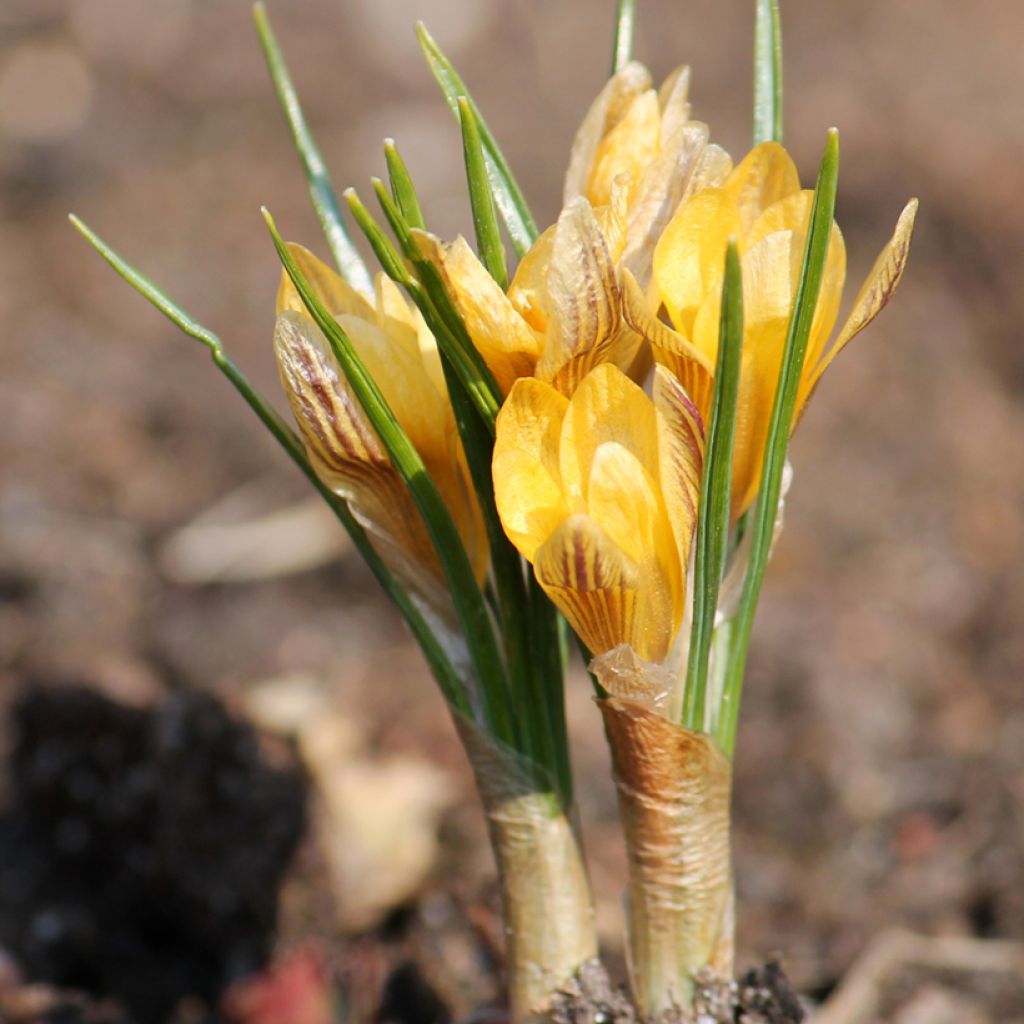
[458,98,508,291]
[446,365,564,794]
[528,575,573,801]
[264,208,518,746]
[416,22,538,257]
[346,184,502,429]
[342,186,412,284]
[362,174,570,798]
[716,129,839,757]
[611,0,637,74]
[252,3,372,293]
[384,139,426,230]
[375,167,571,798]
[753,0,783,144]
[69,214,467,711]
[682,239,743,733]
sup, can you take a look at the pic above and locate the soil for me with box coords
[0,684,306,1023]
[1,0,1023,1022]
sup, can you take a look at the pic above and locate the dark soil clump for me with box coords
[548,959,804,1024]
[0,683,307,1023]
[735,961,805,1023]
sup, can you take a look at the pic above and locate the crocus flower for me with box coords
[626,140,918,518]
[563,60,733,290]
[492,363,703,664]
[273,244,487,610]
[417,198,636,396]
[419,63,729,398]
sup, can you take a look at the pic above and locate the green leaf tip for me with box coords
[612,0,637,74]
[753,0,784,145]
[253,1,372,292]
[69,213,221,354]
[416,21,538,256]
[383,139,427,231]
[458,96,509,291]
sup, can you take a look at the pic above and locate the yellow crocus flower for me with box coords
[273,244,488,609]
[419,62,730,398]
[492,363,703,664]
[563,60,733,290]
[417,197,635,396]
[626,141,918,518]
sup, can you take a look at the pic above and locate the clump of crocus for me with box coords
[72,1,916,1021]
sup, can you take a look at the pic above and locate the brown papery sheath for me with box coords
[594,645,733,1017]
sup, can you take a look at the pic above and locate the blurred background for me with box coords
[1,0,1022,1019]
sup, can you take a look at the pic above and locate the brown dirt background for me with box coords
[2,0,1023,1010]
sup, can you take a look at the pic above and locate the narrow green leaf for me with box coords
[416,22,538,256]
[343,186,414,285]
[753,0,784,145]
[529,575,573,803]
[682,238,743,732]
[252,3,372,292]
[68,214,466,709]
[384,139,426,230]
[264,207,517,745]
[458,98,508,291]
[445,361,558,791]
[612,0,637,74]
[716,129,840,757]
[348,183,502,430]
[362,183,569,799]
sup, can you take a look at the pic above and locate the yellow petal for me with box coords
[657,65,692,143]
[492,378,570,561]
[653,365,704,572]
[534,514,644,659]
[587,442,680,661]
[345,306,489,584]
[621,268,715,418]
[585,89,661,208]
[335,314,449,461]
[653,188,740,338]
[273,310,441,584]
[742,191,847,371]
[622,121,710,290]
[586,441,667,572]
[422,232,541,394]
[536,199,623,393]
[692,232,797,517]
[800,198,918,407]
[507,223,556,335]
[274,310,388,477]
[681,144,734,203]
[276,243,376,321]
[559,363,659,511]
[722,141,801,233]
[564,62,653,206]
[373,273,439,382]
[595,175,630,265]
